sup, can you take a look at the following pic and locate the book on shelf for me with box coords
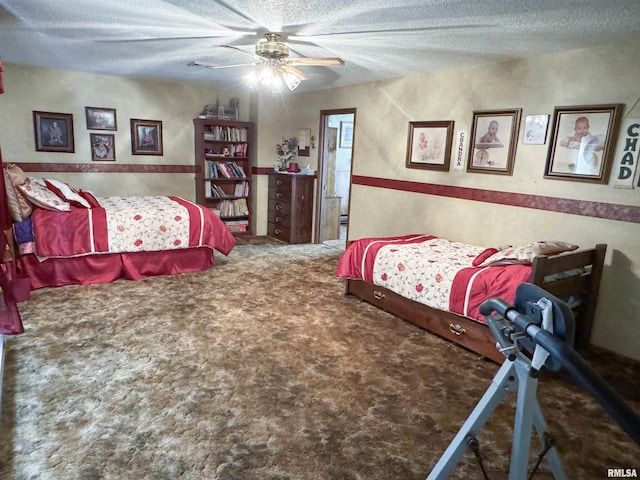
[233,181,248,197]
[225,218,249,233]
[207,183,227,198]
[226,223,248,233]
[215,199,249,217]
[203,126,249,143]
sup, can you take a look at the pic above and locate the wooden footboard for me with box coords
[345,244,607,363]
[530,243,607,349]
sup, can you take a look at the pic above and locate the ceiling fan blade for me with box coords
[221,44,259,60]
[98,34,240,44]
[188,61,257,70]
[289,57,345,67]
[289,24,488,41]
[281,65,309,80]
[90,25,256,44]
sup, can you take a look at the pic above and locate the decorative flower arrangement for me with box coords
[276,137,298,170]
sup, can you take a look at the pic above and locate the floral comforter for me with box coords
[336,234,531,323]
[31,196,235,258]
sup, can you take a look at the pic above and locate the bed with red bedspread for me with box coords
[3,165,235,289]
[336,234,606,362]
[13,191,235,289]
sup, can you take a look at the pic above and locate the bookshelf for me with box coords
[194,118,252,235]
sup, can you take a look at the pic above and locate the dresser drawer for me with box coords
[268,198,292,217]
[269,175,293,202]
[267,222,291,243]
[345,279,501,361]
[268,207,292,228]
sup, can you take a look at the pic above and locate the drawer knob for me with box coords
[276,192,283,198]
[275,216,282,223]
[276,180,283,186]
[373,290,385,300]
[275,228,281,235]
[449,323,466,336]
[275,204,282,211]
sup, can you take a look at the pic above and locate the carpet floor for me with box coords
[1,240,638,479]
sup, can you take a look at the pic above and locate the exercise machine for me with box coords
[427,283,640,479]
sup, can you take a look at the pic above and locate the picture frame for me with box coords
[544,104,622,184]
[467,108,521,175]
[339,121,353,148]
[130,119,163,156]
[85,107,117,131]
[298,127,311,157]
[33,111,75,153]
[523,114,550,145]
[90,133,116,161]
[405,120,455,171]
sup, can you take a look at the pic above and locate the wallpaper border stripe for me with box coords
[352,175,640,224]
[15,163,194,174]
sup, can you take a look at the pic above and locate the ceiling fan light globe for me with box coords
[258,67,274,86]
[270,74,285,93]
[282,71,301,91]
[243,71,258,88]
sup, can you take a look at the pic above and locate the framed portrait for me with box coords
[405,120,455,171]
[298,127,311,157]
[33,111,75,153]
[90,133,116,161]
[130,119,163,156]
[544,104,622,184]
[523,114,550,145]
[85,107,117,131]
[467,108,521,175]
[339,121,353,148]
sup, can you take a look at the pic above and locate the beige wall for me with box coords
[1,42,639,360]
[0,63,249,199]
[253,41,640,361]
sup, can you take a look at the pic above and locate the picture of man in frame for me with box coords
[41,118,69,147]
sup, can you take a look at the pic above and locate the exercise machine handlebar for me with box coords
[480,297,640,446]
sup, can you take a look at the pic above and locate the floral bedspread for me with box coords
[31,196,235,258]
[336,234,532,323]
[372,238,485,312]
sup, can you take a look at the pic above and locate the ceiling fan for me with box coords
[188,33,345,92]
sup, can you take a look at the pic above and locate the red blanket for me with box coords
[32,196,235,258]
[337,235,531,324]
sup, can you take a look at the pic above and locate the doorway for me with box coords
[315,108,355,248]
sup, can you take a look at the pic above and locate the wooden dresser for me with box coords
[268,173,314,244]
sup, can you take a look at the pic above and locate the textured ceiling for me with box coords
[1,0,640,93]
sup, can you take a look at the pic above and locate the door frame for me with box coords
[314,108,356,244]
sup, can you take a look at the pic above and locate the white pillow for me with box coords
[3,168,32,221]
[44,178,91,208]
[17,177,70,212]
[477,240,579,267]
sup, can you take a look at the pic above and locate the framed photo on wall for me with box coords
[85,107,117,131]
[467,108,522,175]
[405,120,455,171]
[130,119,163,156]
[90,133,116,161]
[523,114,550,145]
[33,111,75,153]
[298,127,311,157]
[544,104,622,184]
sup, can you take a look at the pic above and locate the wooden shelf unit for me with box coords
[194,118,253,235]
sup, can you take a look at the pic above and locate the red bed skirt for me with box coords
[17,247,216,289]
